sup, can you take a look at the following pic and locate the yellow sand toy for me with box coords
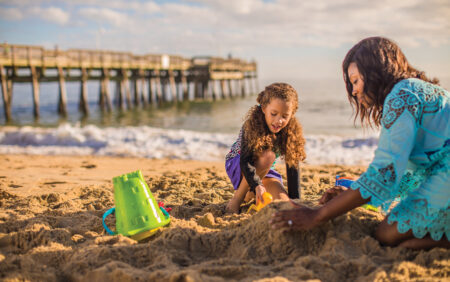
[247,192,273,213]
[102,170,171,241]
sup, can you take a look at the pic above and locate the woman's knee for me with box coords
[375,225,396,246]
[375,220,410,247]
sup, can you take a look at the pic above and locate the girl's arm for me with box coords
[286,163,300,199]
[240,130,262,193]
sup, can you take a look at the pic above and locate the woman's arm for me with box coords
[317,188,370,222]
[270,188,370,231]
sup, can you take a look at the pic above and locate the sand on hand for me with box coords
[0,154,448,281]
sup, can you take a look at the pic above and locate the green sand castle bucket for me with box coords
[102,170,170,241]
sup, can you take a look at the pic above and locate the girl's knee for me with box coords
[256,150,276,170]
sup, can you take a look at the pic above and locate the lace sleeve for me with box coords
[350,88,421,212]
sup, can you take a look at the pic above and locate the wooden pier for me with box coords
[0,43,258,121]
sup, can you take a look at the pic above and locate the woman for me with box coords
[270,37,449,250]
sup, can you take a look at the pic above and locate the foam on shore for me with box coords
[0,124,378,165]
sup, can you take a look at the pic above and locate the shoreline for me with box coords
[1,154,448,281]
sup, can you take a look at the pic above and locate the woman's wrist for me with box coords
[315,206,328,224]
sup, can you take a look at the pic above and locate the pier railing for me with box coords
[0,43,258,120]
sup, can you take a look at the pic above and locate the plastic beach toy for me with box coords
[102,170,170,241]
[335,175,378,212]
[247,192,273,213]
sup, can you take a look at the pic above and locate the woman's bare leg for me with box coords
[375,218,449,250]
[399,236,450,250]
[375,218,414,246]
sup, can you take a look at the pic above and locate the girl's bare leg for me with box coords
[375,218,450,249]
[225,150,275,214]
[262,177,289,201]
[244,190,255,203]
[226,176,251,214]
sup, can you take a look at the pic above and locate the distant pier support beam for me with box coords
[115,75,124,110]
[57,66,68,116]
[123,69,132,109]
[175,71,182,101]
[0,66,12,121]
[201,80,209,99]
[181,71,188,100]
[79,68,89,115]
[212,80,219,100]
[194,80,203,99]
[168,70,177,102]
[99,68,112,111]
[227,79,233,97]
[153,70,163,104]
[148,71,156,104]
[254,73,259,93]
[133,69,144,106]
[30,66,40,118]
[240,79,246,97]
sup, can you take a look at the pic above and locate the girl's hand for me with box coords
[319,186,348,205]
[270,205,323,232]
[255,185,266,204]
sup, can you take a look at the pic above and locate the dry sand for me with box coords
[0,154,448,281]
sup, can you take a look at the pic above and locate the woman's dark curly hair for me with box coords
[242,82,306,168]
[342,36,439,127]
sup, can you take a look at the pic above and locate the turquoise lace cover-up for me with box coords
[350,78,449,241]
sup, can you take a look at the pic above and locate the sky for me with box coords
[1,0,449,88]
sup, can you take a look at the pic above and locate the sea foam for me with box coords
[0,124,378,165]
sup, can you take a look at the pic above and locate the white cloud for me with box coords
[3,1,449,49]
[0,7,23,20]
[27,6,70,25]
[78,7,128,27]
[1,0,449,79]
[43,7,70,25]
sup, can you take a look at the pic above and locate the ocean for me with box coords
[1,78,448,165]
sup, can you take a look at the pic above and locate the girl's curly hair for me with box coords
[242,82,306,168]
[342,36,439,128]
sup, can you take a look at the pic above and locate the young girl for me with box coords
[270,37,449,250]
[225,82,306,214]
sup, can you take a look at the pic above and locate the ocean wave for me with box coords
[0,124,378,165]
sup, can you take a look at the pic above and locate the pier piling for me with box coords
[0,43,258,121]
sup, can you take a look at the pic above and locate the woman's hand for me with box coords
[271,189,370,232]
[255,185,266,204]
[270,205,324,232]
[319,186,348,205]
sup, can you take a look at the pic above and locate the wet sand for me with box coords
[0,154,448,281]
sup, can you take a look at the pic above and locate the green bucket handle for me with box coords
[102,206,170,235]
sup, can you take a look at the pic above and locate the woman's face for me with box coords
[262,98,293,133]
[348,62,369,108]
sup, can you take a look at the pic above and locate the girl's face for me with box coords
[348,62,370,108]
[262,98,293,133]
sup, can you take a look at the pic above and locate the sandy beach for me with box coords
[0,154,448,281]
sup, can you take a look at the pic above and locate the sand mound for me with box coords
[0,156,448,281]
